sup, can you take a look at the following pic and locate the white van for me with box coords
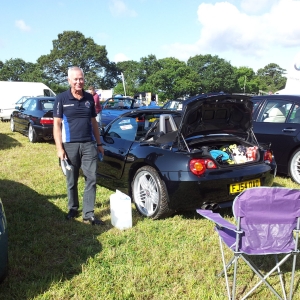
[275,52,300,95]
[0,81,56,121]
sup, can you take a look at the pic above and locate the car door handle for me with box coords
[283,128,297,132]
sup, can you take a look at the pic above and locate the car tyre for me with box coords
[28,124,38,143]
[289,149,300,184]
[10,118,15,132]
[132,165,174,219]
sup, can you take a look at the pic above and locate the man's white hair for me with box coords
[68,66,84,78]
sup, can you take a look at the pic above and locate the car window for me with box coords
[28,99,37,111]
[22,98,34,110]
[251,99,261,112]
[16,96,30,105]
[257,100,293,123]
[287,105,300,123]
[107,117,138,141]
[42,101,54,110]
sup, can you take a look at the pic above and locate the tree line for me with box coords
[0,31,287,102]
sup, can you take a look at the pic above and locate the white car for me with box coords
[0,96,30,121]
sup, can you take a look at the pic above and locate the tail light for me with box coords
[264,150,273,163]
[189,159,217,176]
[41,117,53,125]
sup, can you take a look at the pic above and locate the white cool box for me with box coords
[110,190,132,230]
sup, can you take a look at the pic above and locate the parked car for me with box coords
[101,96,140,127]
[10,97,55,143]
[137,99,184,110]
[0,96,31,122]
[0,198,8,283]
[252,94,300,184]
[162,99,184,110]
[81,93,276,219]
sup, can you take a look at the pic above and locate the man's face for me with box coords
[68,69,84,91]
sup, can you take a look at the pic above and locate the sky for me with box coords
[1,0,300,73]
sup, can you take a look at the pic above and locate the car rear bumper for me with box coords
[162,164,276,210]
[34,125,54,140]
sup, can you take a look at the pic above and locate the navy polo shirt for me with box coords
[53,88,97,143]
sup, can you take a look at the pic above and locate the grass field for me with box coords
[0,121,299,300]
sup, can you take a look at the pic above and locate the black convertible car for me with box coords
[63,93,277,219]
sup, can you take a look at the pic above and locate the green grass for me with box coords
[0,122,299,299]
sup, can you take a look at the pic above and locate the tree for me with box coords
[138,55,160,85]
[234,66,259,94]
[147,57,201,101]
[256,63,287,94]
[116,60,141,96]
[187,54,239,93]
[37,31,118,89]
[115,56,163,97]
[0,58,42,82]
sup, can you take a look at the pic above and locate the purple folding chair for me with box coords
[197,187,300,300]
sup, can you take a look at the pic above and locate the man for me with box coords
[88,86,102,128]
[53,66,105,225]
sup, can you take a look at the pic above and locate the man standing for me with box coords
[53,66,105,225]
[89,86,102,128]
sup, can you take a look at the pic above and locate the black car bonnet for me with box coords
[179,94,253,139]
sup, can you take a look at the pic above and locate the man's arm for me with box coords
[53,117,65,160]
[91,117,104,155]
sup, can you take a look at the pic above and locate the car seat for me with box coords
[263,107,286,123]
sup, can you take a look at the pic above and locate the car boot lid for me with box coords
[179,93,253,139]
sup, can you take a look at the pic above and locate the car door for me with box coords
[253,98,300,173]
[14,98,33,132]
[20,98,38,133]
[99,116,138,179]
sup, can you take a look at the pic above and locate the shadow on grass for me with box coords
[0,179,105,299]
[0,132,22,150]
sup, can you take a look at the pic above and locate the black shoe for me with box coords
[83,216,105,225]
[66,209,79,220]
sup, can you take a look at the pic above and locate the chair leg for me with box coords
[219,237,232,300]
[289,224,300,300]
[217,256,235,277]
[232,254,239,300]
[241,254,291,300]
[289,252,297,300]
[274,255,287,300]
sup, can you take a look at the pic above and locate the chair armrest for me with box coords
[196,209,236,231]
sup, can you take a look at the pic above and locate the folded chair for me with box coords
[197,187,300,300]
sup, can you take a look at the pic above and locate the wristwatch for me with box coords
[97,143,103,146]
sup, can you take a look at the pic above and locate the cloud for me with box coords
[109,0,137,17]
[162,0,300,61]
[114,53,130,62]
[15,20,31,32]
[240,0,277,14]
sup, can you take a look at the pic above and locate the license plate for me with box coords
[230,179,261,194]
